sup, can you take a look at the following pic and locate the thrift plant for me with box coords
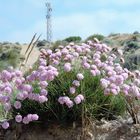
[0,38,139,129]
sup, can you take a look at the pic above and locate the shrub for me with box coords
[133,31,139,34]
[86,34,105,41]
[124,41,140,52]
[0,48,20,71]
[14,69,126,123]
[63,36,82,43]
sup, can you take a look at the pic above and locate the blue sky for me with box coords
[0,0,140,43]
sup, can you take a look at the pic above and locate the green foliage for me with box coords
[63,36,82,43]
[133,31,139,34]
[86,34,105,41]
[123,54,140,70]
[102,38,120,47]
[52,40,68,51]
[108,33,120,37]
[124,41,140,52]
[0,48,21,71]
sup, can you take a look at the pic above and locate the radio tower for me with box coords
[46,1,52,47]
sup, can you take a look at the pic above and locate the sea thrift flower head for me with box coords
[64,63,72,72]
[15,70,22,77]
[73,52,79,57]
[2,121,9,129]
[14,101,21,109]
[52,60,59,65]
[91,65,97,70]
[4,103,11,111]
[69,87,76,94]
[58,97,65,104]
[66,100,74,108]
[23,117,29,124]
[15,79,22,86]
[83,62,90,69]
[95,69,101,75]
[16,93,25,100]
[27,114,33,122]
[77,94,84,101]
[100,79,109,88]
[31,114,39,121]
[15,115,22,123]
[40,81,48,89]
[104,88,111,95]
[4,87,12,94]
[74,96,81,104]
[77,73,84,81]
[40,89,48,96]
[23,84,33,92]
[63,96,71,103]
[45,70,55,81]
[90,70,96,76]
[72,80,80,87]
[1,70,12,81]
[61,48,69,55]
[38,96,48,103]
[47,49,52,55]
[111,88,118,95]
[115,75,124,85]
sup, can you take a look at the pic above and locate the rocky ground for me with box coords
[1,116,140,140]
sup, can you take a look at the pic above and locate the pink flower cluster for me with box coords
[1,38,139,129]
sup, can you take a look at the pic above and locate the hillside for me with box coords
[1,32,140,71]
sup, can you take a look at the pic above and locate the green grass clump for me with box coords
[13,69,126,124]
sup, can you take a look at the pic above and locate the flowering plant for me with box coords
[0,38,139,129]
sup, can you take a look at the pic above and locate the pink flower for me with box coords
[95,69,101,75]
[90,70,96,76]
[23,117,29,124]
[15,79,22,86]
[69,87,76,94]
[15,115,22,123]
[58,97,65,104]
[47,49,52,55]
[23,84,33,92]
[31,114,39,121]
[91,65,97,70]
[66,100,74,108]
[4,103,11,111]
[72,80,80,87]
[82,62,90,69]
[1,70,12,81]
[111,88,118,95]
[40,89,48,96]
[2,121,9,129]
[14,101,21,109]
[27,114,33,122]
[16,93,24,100]
[77,94,84,101]
[77,73,84,81]
[15,70,22,77]
[4,87,12,94]
[74,96,81,104]
[38,96,48,103]
[104,88,111,95]
[64,63,72,72]
[40,81,48,89]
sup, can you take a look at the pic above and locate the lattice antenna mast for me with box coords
[46,1,52,46]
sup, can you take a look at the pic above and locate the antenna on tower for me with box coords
[46,1,52,47]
